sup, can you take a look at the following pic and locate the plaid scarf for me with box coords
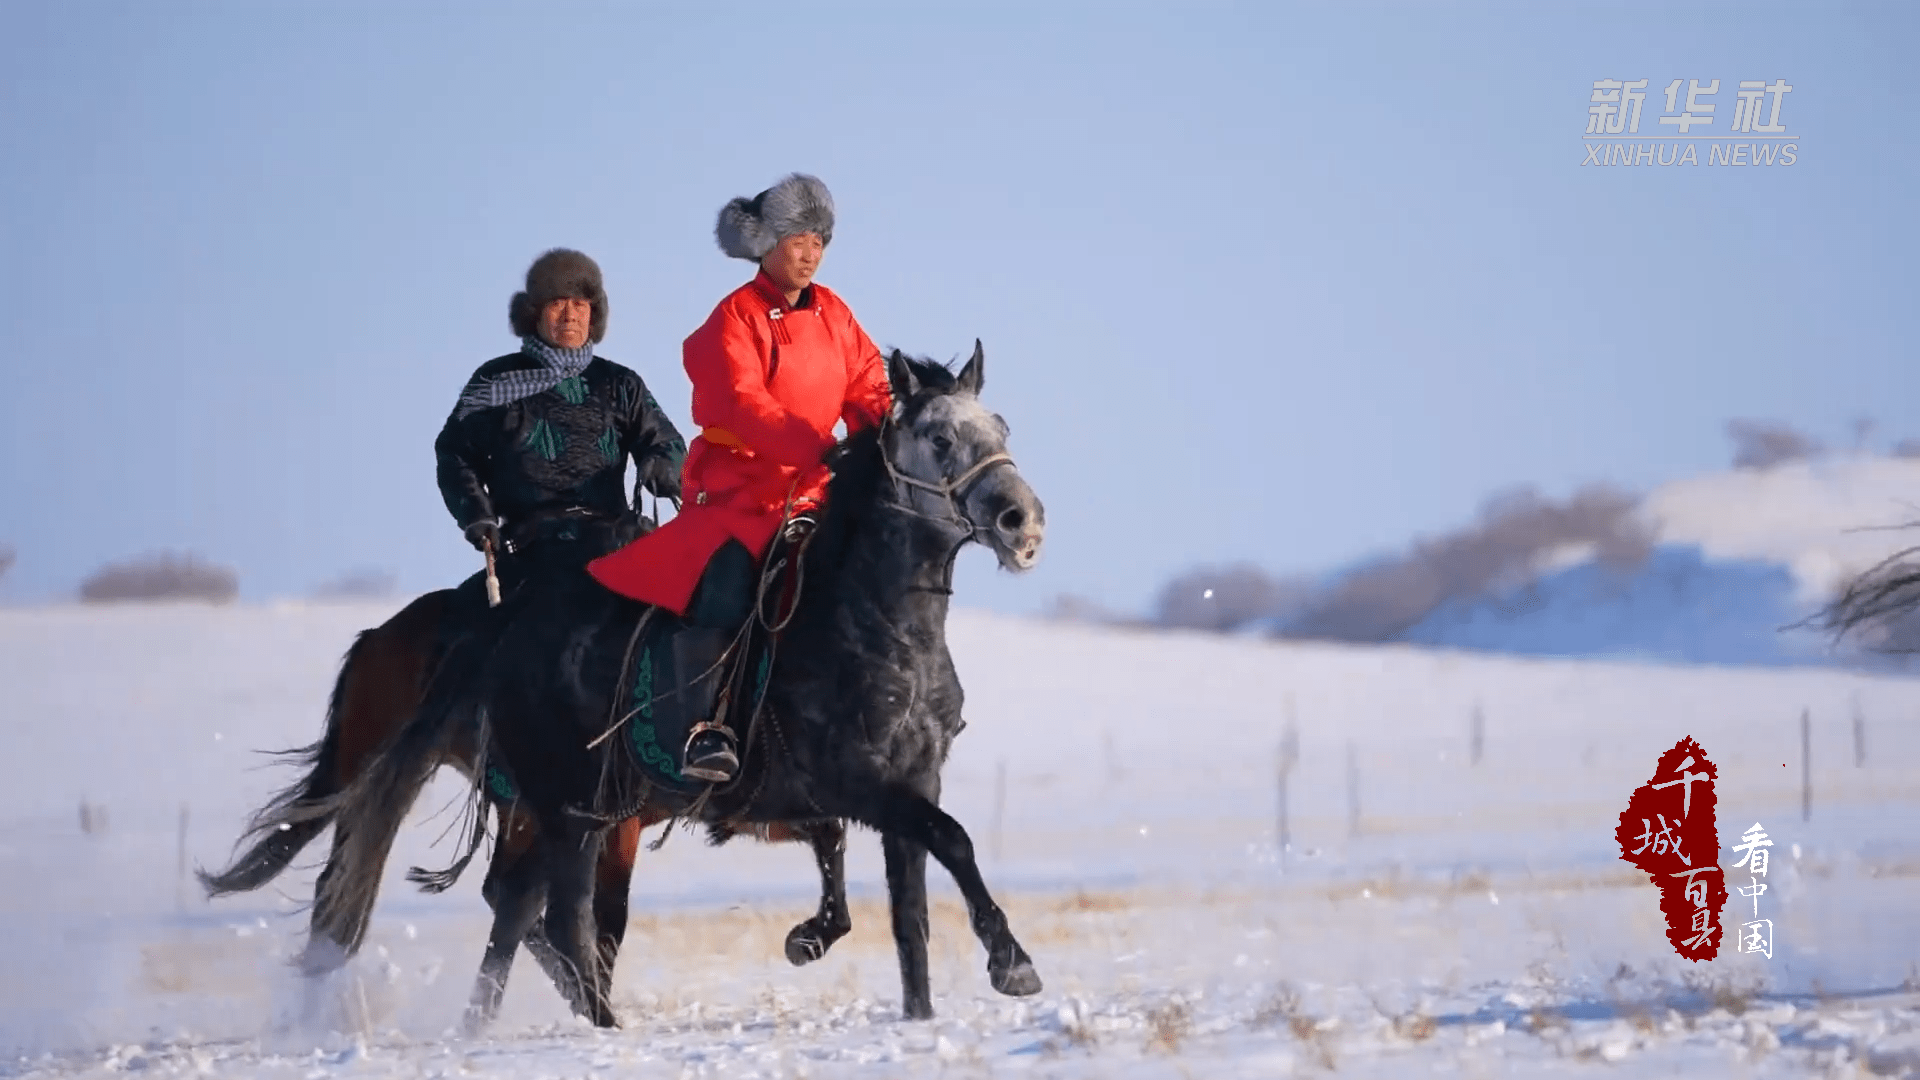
[455,336,597,418]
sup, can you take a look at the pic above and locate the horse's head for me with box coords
[882,342,1045,572]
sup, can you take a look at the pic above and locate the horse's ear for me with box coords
[956,339,985,396]
[887,349,921,410]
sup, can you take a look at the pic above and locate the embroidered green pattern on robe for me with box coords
[521,418,564,461]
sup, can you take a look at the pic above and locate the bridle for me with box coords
[878,415,1016,541]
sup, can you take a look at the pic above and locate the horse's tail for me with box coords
[303,679,464,963]
[196,630,370,898]
[405,722,493,895]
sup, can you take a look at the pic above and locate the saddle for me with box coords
[608,515,813,797]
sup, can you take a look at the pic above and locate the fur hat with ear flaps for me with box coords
[508,248,608,343]
[715,173,836,261]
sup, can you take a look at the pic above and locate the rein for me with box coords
[878,417,1016,539]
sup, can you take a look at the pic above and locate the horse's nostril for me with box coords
[998,507,1026,533]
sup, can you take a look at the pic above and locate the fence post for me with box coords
[1277,711,1299,869]
[1853,696,1867,768]
[177,803,190,912]
[1470,703,1484,766]
[1801,708,1812,822]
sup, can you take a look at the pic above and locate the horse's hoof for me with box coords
[295,937,349,979]
[785,927,826,967]
[460,1008,492,1038]
[902,998,936,1021]
[991,961,1043,997]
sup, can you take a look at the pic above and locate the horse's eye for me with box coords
[932,435,953,455]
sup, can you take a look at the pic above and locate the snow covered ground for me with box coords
[3,600,1920,1077]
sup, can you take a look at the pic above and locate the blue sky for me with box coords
[2,2,1914,616]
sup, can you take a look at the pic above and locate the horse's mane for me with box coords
[813,425,884,573]
[808,353,961,578]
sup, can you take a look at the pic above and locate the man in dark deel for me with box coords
[434,248,686,638]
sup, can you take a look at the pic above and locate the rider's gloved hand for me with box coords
[637,457,682,503]
[463,519,503,554]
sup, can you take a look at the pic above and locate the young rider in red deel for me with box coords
[587,173,890,782]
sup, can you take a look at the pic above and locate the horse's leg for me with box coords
[497,809,651,1017]
[785,820,853,968]
[541,819,616,1028]
[465,812,548,1035]
[296,826,355,977]
[482,805,579,1004]
[880,833,933,1019]
[590,816,646,990]
[851,787,1042,1005]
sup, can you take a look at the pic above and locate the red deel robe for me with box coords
[587,271,891,614]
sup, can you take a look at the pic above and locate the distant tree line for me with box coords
[0,543,405,605]
[1730,415,1920,468]
[80,551,239,604]
[1132,481,1651,641]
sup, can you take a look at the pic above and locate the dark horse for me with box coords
[196,526,854,1018]
[312,344,1047,1030]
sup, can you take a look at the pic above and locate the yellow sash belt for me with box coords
[702,426,747,452]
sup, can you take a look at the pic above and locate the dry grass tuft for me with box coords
[1390,1013,1438,1042]
[1144,1000,1192,1054]
[1524,1004,1570,1034]
[1055,890,1130,913]
[1252,984,1302,1029]
[1682,970,1766,1017]
[1247,983,1337,1070]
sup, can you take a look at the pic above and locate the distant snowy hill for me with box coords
[1400,544,1817,666]
[1640,455,1920,604]
[1399,457,1920,669]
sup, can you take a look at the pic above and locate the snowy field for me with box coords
[3,600,1920,1078]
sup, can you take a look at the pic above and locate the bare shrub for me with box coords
[1043,592,1122,625]
[1810,539,1920,655]
[1280,482,1651,643]
[1154,563,1314,632]
[0,545,13,583]
[1727,418,1823,470]
[313,568,396,601]
[1891,438,1920,460]
[79,551,238,604]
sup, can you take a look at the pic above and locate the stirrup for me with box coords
[682,721,739,783]
[781,514,817,543]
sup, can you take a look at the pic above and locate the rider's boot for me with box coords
[674,626,739,783]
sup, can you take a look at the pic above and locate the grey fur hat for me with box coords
[715,173,835,261]
[509,248,608,343]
